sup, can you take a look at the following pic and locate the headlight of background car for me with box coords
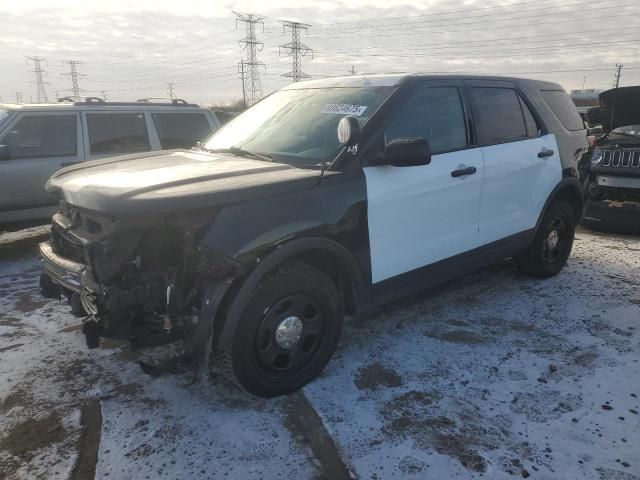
[591,147,604,164]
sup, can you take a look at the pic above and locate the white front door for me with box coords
[0,112,80,213]
[363,83,484,284]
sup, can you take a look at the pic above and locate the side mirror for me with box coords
[372,137,431,167]
[0,145,10,161]
[337,116,361,147]
[586,107,602,126]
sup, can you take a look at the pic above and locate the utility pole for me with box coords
[167,82,175,100]
[62,60,86,100]
[15,92,23,103]
[234,11,266,106]
[25,55,49,103]
[238,60,247,108]
[350,65,357,76]
[101,90,108,101]
[279,20,312,82]
[613,64,623,88]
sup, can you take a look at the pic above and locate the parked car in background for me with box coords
[39,74,588,397]
[0,98,220,223]
[584,86,640,233]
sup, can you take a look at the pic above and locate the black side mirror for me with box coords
[586,107,602,126]
[337,116,361,147]
[372,137,431,167]
[0,145,10,161]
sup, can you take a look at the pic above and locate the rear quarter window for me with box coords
[539,90,584,131]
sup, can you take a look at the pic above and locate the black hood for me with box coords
[46,149,322,213]
[596,86,640,132]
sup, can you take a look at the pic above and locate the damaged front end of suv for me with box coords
[41,198,244,365]
[584,86,640,232]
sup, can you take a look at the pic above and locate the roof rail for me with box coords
[54,98,200,107]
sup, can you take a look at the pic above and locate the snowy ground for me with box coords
[0,228,639,480]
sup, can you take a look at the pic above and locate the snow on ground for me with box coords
[0,228,639,479]
[0,225,49,246]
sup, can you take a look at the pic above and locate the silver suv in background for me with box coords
[0,98,220,223]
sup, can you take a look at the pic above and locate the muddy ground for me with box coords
[0,227,639,479]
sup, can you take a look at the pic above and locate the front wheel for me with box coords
[217,260,344,397]
[520,200,575,278]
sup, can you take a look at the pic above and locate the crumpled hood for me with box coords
[598,86,640,131]
[46,149,322,213]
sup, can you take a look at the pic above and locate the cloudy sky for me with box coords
[1,0,639,105]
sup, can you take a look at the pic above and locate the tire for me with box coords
[520,200,575,278]
[217,260,343,398]
[39,273,60,299]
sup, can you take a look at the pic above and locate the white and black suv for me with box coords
[0,98,220,223]
[39,75,589,397]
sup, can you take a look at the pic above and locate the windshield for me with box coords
[203,86,395,167]
[610,124,640,137]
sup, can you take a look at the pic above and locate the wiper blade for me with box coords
[208,147,273,162]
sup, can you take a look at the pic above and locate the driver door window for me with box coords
[384,87,468,154]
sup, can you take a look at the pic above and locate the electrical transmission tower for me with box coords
[234,11,266,106]
[15,92,23,104]
[25,56,49,103]
[279,21,313,82]
[167,82,176,100]
[62,60,86,100]
[613,64,623,88]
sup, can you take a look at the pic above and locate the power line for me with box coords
[234,11,266,106]
[25,56,49,103]
[279,20,313,82]
[62,60,86,100]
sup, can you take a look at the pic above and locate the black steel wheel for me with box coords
[217,260,343,397]
[520,200,575,278]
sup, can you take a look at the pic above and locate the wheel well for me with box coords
[288,249,358,316]
[554,185,583,221]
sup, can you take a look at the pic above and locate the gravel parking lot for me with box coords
[0,227,639,480]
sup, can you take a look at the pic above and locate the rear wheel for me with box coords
[217,260,343,397]
[520,200,575,278]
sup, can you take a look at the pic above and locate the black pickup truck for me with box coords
[584,86,640,233]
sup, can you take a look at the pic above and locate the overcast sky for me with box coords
[1,0,639,105]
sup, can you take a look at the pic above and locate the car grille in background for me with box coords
[51,224,85,263]
[602,149,640,168]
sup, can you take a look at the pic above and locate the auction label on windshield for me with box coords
[322,104,368,116]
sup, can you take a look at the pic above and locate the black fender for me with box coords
[530,177,584,242]
[215,236,370,352]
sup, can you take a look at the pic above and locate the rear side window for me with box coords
[151,113,212,149]
[384,86,467,155]
[2,114,76,159]
[539,90,584,131]
[471,87,527,145]
[86,113,150,154]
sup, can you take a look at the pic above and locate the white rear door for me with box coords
[363,83,484,283]
[466,82,562,245]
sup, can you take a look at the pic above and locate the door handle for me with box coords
[451,166,477,178]
[538,148,554,159]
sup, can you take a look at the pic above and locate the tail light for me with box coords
[587,135,597,149]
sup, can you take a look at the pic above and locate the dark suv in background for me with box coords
[584,86,640,233]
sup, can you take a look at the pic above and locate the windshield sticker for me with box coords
[322,104,368,116]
